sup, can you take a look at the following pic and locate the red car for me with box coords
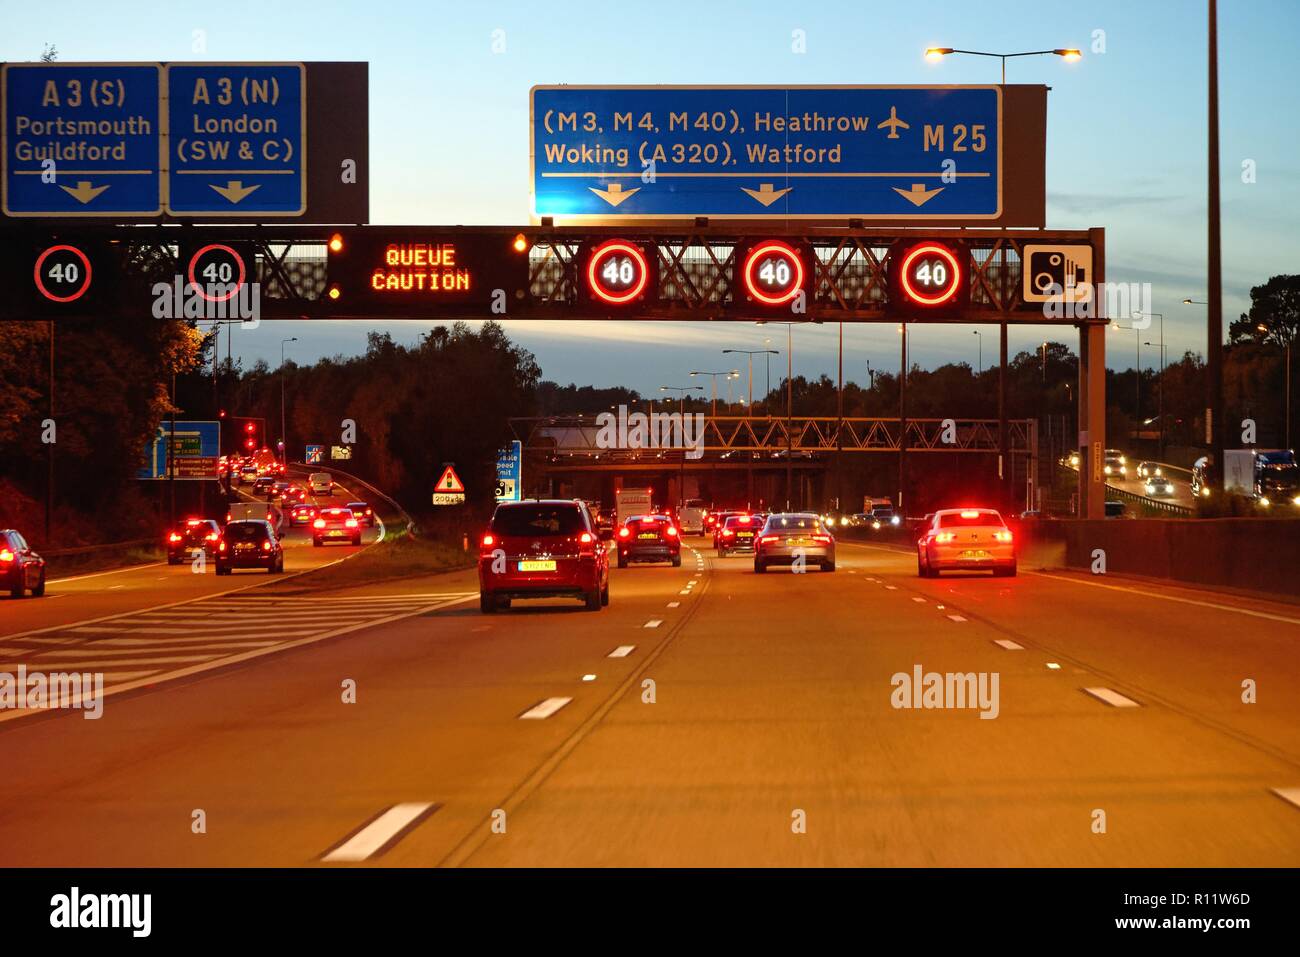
[1,529,46,598]
[288,502,318,526]
[479,499,610,613]
[616,514,681,567]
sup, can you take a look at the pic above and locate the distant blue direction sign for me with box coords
[496,440,522,502]
[137,420,221,480]
[531,86,1002,221]
[166,63,305,216]
[2,63,162,216]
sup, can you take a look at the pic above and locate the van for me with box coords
[308,472,332,496]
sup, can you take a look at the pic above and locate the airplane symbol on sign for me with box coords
[877,106,910,139]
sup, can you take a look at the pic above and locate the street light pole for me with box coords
[280,336,297,464]
[1207,0,1225,490]
[973,330,983,375]
[660,385,704,513]
[690,370,740,418]
[722,349,778,411]
[924,46,1082,84]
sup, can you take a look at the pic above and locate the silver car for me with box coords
[753,512,836,573]
[1143,475,1175,497]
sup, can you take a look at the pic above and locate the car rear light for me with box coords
[482,533,495,547]
[722,529,734,537]
[579,531,594,544]
[262,540,272,551]
[665,526,678,537]
[811,534,832,544]
[618,527,630,538]
[934,532,957,543]
[960,510,981,519]
[759,535,779,544]
[345,518,358,528]
[185,519,201,526]
[168,533,182,543]
[206,533,219,541]
[313,518,325,529]
[739,514,751,522]
[0,549,13,563]
[218,542,227,552]
[995,530,1013,543]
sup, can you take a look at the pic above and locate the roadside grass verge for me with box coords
[47,544,164,579]
[271,530,475,592]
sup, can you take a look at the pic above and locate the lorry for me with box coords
[614,487,653,526]
[1216,449,1300,505]
[225,501,284,535]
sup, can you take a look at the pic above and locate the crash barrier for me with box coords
[1060,518,1300,597]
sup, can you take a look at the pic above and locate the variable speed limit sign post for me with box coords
[184,242,252,302]
[584,239,653,306]
[889,239,968,315]
[738,239,806,308]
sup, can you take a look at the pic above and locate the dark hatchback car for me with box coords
[1,529,46,598]
[166,518,221,564]
[479,499,611,613]
[616,514,681,567]
[215,520,284,575]
[346,501,376,527]
[717,514,761,556]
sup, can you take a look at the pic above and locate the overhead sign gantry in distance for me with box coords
[531,85,1046,225]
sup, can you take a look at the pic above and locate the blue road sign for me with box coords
[532,86,1001,221]
[496,440,522,502]
[2,63,162,216]
[137,420,221,480]
[305,444,323,464]
[167,63,305,216]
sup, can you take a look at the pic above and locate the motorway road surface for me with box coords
[2,533,1299,866]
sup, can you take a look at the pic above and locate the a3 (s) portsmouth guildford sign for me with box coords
[531,85,1046,226]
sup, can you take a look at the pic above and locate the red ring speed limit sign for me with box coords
[33,244,93,303]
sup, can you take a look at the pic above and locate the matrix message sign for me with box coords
[532,85,1021,223]
[137,421,221,480]
[326,230,530,315]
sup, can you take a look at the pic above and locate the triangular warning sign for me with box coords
[435,465,465,493]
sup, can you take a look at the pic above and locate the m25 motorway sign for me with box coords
[532,85,1039,224]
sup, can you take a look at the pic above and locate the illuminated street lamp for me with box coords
[689,370,740,417]
[924,46,1081,83]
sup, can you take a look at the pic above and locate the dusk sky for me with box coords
[5,0,1297,393]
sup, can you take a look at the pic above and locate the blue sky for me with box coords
[5,0,1298,392]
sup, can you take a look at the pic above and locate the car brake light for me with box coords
[759,535,778,544]
[345,518,358,528]
[185,519,201,526]
[313,518,325,529]
[739,514,751,522]
[665,526,678,537]
[262,540,272,551]
[218,542,227,552]
[723,529,734,537]
[0,549,13,563]
[206,533,219,541]
[618,527,630,538]
[168,533,182,543]
[935,532,957,543]
[995,530,1013,543]
[960,510,981,519]
[482,533,495,547]
[579,531,593,544]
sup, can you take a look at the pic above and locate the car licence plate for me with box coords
[518,560,556,572]
[637,533,658,539]
[959,549,990,560]
[737,532,753,539]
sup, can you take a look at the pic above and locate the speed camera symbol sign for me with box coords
[1022,244,1093,303]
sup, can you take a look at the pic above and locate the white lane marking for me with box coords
[77,638,282,650]
[679,589,691,595]
[13,654,224,667]
[947,614,967,623]
[687,580,698,586]
[48,562,166,584]
[666,601,680,608]
[519,696,573,720]
[99,671,162,683]
[608,645,635,658]
[1029,571,1300,627]
[1046,662,1062,670]
[322,802,437,863]
[884,585,898,591]
[1271,788,1300,810]
[1083,687,1140,708]
[643,619,663,628]
[911,597,926,603]
[993,639,1024,650]
[581,674,596,682]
